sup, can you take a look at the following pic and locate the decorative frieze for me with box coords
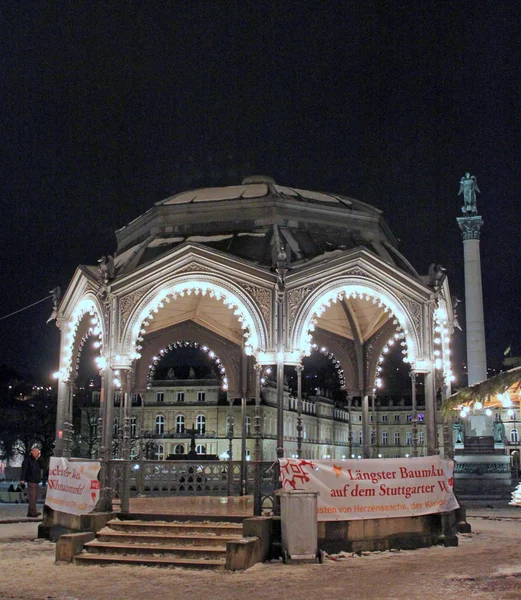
[454,461,510,474]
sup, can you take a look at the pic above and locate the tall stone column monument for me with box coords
[457,172,489,436]
[455,173,511,500]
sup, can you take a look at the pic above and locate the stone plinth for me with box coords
[454,454,512,502]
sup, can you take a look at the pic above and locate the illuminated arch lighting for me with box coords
[146,341,229,391]
[131,282,259,360]
[259,365,273,388]
[299,286,416,363]
[372,329,408,393]
[57,299,105,381]
[308,345,347,391]
[433,304,454,386]
[72,329,103,381]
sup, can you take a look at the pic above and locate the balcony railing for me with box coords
[142,430,216,439]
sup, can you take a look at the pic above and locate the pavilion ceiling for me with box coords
[143,294,244,346]
[142,293,394,350]
[315,296,391,344]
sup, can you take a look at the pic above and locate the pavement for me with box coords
[1,501,521,600]
[0,502,44,524]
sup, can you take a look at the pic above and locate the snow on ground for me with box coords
[0,516,521,600]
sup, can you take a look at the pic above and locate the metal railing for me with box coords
[106,459,278,515]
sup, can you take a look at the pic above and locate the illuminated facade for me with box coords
[80,379,443,462]
[53,176,455,467]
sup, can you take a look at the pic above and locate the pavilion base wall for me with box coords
[38,504,117,542]
[316,510,458,554]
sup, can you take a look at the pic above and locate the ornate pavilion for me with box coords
[52,176,455,502]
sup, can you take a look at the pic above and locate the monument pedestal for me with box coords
[454,436,512,503]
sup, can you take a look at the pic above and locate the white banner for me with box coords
[45,458,101,515]
[279,456,459,521]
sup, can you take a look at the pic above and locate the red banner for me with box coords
[279,456,459,521]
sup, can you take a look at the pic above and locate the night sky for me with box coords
[1,2,520,384]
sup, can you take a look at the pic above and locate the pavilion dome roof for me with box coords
[155,175,376,213]
[113,176,419,279]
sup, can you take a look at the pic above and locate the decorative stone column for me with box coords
[101,368,115,457]
[275,239,288,463]
[240,352,248,496]
[454,174,510,499]
[95,368,112,512]
[347,394,353,458]
[457,211,491,437]
[62,382,74,459]
[54,379,69,457]
[362,393,370,459]
[119,368,133,462]
[457,216,487,386]
[296,365,303,458]
[410,372,418,457]
[424,370,437,456]
[253,365,262,463]
[370,394,377,457]
[227,392,234,497]
[440,377,454,460]
[253,364,262,516]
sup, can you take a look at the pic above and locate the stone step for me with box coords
[74,518,246,569]
[97,530,240,546]
[106,519,242,536]
[84,540,227,559]
[74,553,226,569]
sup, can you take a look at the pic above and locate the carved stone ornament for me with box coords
[119,284,156,331]
[454,461,510,474]
[457,215,484,240]
[400,297,422,338]
[174,261,212,275]
[287,282,322,324]
[344,266,368,277]
[242,283,272,332]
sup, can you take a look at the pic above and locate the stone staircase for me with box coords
[74,518,244,569]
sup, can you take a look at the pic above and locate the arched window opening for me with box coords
[176,414,185,433]
[155,414,165,435]
[196,414,206,434]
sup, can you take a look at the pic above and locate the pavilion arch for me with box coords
[57,294,106,382]
[306,345,348,391]
[120,274,269,362]
[291,279,421,366]
[146,340,230,391]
